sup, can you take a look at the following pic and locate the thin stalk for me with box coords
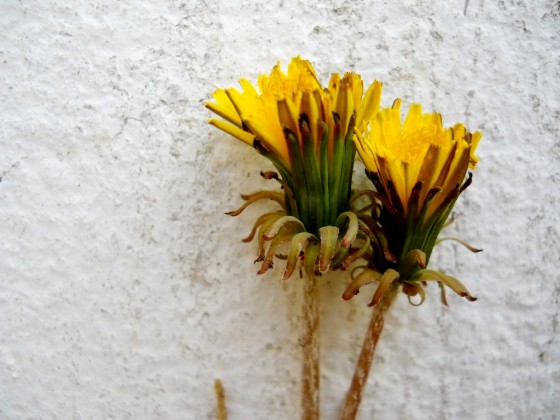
[301,273,320,420]
[340,284,399,420]
[214,379,227,420]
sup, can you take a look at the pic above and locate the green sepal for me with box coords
[330,211,359,266]
[256,214,284,262]
[284,128,309,230]
[338,112,357,216]
[319,122,331,222]
[242,210,285,243]
[411,268,477,302]
[342,268,383,301]
[318,225,340,273]
[283,232,317,280]
[329,114,345,224]
[399,249,426,279]
[304,240,321,277]
[257,233,293,275]
[264,215,305,240]
[300,116,324,232]
[369,269,400,307]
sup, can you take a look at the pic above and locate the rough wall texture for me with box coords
[1,0,559,419]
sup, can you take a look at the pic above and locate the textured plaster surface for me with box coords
[1,0,559,419]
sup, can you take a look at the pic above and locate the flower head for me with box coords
[207,58,383,278]
[347,100,482,306]
[356,100,480,218]
[207,57,382,235]
[206,57,381,278]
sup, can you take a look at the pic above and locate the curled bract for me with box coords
[342,248,478,307]
[227,172,374,279]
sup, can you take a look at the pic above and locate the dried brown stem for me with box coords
[302,273,320,420]
[340,285,398,420]
[214,379,227,420]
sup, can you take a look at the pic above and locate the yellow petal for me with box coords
[209,118,254,145]
[300,91,320,148]
[336,78,354,134]
[356,80,382,129]
[355,97,482,216]
[206,89,242,127]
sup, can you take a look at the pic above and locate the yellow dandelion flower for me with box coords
[348,99,482,306]
[341,98,484,420]
[207,57,382,235]
[207,63,385,417]
[355,99,481,221]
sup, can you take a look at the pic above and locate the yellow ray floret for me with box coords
[355,100,481,217]
[206,57,322,167]
[206,57,383,172]
[208,118,254,145]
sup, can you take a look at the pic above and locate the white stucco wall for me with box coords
[1,1,559,419]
